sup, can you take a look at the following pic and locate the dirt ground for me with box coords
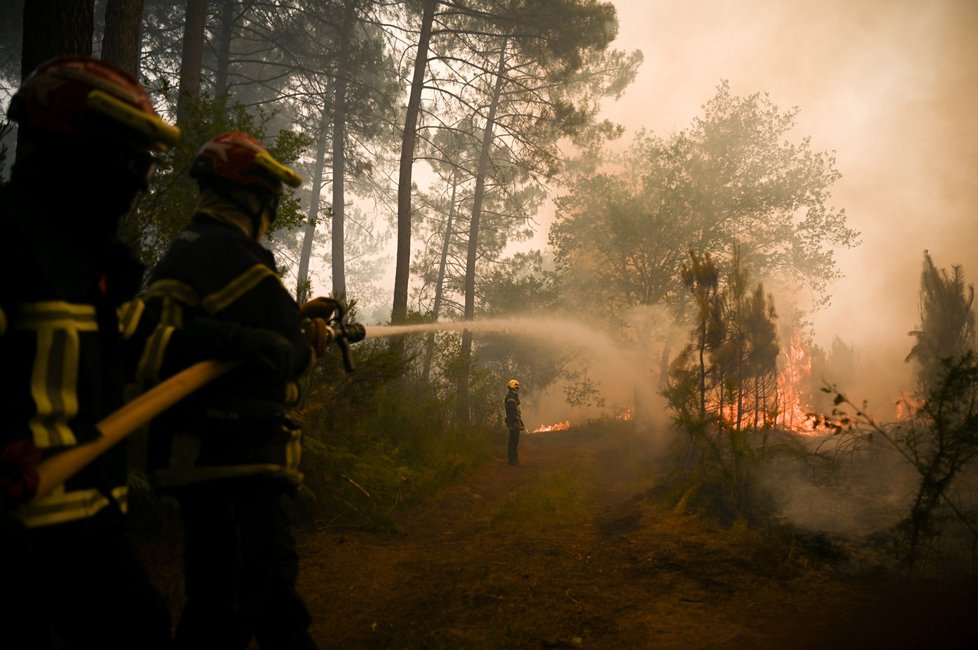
[140,427,978,649]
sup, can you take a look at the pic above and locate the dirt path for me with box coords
[295,428,978,649]
[137,426,978,648]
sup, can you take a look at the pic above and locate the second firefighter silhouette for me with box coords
[139,131,319,649]
[504,379,526,466]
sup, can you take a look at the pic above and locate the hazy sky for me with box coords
[596,0,978,360]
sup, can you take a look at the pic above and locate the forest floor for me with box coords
[138,426,978,649]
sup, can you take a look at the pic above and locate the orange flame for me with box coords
[776,334,818,435]
[616,409,633,422]
[532,420,571,433]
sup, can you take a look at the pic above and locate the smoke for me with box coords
[600,0,978,407]
[763,440,919,536]
[367,312,677,438]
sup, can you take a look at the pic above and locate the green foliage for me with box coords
[120,94,311,270]
[294,337,496,529]
[490,462,591,530]
[552,80,859,317]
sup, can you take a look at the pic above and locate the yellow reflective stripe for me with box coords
[112,485,129,514]
[201,264,279,315]
[284,381,300,405]
[18,485,129,527]
[136,324,175,386]
[162,297,183,328]
[145,279,199,307]
[285,427,301,471]
[14,303,90,448]
[117,299,145,340]
[153,430,304,488]
[11,301,98,331]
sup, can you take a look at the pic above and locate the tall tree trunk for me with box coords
[18,0,94,164]
[296,106,332,302]
[331,1,355,298]
[176,0,207,126]
[101,0,143,75]
[456,41,507,425]
[391,0,436,325]
[213,0,235,96]
[421,171,459,381]
[21,0,93,80]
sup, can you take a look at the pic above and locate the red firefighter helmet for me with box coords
[190,131,302,197]
[6,55,179,152]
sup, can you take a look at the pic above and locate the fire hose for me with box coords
[30,312,365,504]
[31,359,236,502]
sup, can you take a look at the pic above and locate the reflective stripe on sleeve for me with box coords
[136,324,175,387]
[10,302,95,448]
[117,298,145,340]
[145,279,200,307]
[201,264,280,315]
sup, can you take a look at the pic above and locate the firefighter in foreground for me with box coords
[504,379,525,466]
[0,56,304,650]
[0,55,181,649]
[139,131,331,649]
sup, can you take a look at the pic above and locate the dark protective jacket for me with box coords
[140,213,311,488]
[505,389,524,430]
[0,183,146,527]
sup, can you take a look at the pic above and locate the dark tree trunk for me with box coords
[296,106,332,302]
[331,1,355,298]
[391,0,436,325]
[176,0,207,125]
[21,0,93,79]
[421,171,459,381]
[456,41,507,425]
[18,0,94,165]
[213,0,235,96]
[101,0,144,75]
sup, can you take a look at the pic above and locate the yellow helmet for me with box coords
[507,379,520,390]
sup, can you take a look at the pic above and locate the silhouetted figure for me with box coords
[141,131,320,649]
[0,55,179,649]
[505,379,525,466]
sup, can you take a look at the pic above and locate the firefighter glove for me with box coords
[300,296,339,320]
[230,325,297,382]
[0,440,42,509]
[301,317,333,358]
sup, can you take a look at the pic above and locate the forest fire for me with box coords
[703,334,819,435]
[616,409,633,421]
[532,420,571,433]
[776,334,818,434]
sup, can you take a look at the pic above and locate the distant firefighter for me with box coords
[505,379,526,466]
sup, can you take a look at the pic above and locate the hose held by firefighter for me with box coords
[138,130,358,649]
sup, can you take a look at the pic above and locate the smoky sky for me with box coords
[599,0,978,366]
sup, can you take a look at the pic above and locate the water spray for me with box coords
[365,317,636,367]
